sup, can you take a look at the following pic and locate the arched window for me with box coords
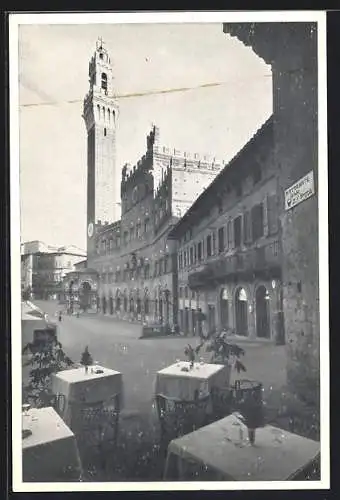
[102,106,106,121]
[108,108,111,122]
[97,104,100,120]
[101,72,107,92]
[238,288,248,301]
[235,287,248,336]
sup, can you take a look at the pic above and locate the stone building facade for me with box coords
[83,126,224,328]
[223,23,320,403]
[21,241,86,300]
[169,117,284,343]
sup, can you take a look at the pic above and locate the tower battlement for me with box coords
[154,145,225,170]
[120,124,225,215]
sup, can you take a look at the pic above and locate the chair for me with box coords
[71,394,120,458]
[210,386,233,420]
[51,393,66,415]
[156,393,210,445]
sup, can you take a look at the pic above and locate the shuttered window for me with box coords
[207,235,212,257]
[243,211,252,244]
[234,216,242,248]
[197,242,202,261]
[267,194,279,235]
[227,221,233,249]
[218,227,225,253]
[251,203,264,241]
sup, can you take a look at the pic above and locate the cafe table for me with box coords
[155,361,230,402]
[22,406,82,482]
[163,413,320,481]
[51,365,123,430]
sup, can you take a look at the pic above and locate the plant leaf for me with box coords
[235,359,247,373]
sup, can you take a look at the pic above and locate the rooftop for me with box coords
[168,115,274,238]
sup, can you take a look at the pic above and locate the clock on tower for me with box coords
[87,222,94,238]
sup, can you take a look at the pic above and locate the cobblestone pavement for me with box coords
[36,300,287,412]
[27,300,307,481]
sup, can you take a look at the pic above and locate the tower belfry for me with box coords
[83,39,119,258]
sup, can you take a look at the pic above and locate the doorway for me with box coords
[255,285,270,338]
[80,281,92,311]
[184,308,189,335]
[159,298,163,324]
[102,296,107,314]
[191,309,196,335]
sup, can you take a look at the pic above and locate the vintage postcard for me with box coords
[10,11,329,492]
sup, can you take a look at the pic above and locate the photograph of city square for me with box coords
[12,12,328,488]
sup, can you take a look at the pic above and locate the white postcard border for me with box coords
[9,10,329,492]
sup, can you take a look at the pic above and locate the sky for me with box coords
[18,23,272,251]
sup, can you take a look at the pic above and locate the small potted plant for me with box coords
[80,346,93,374]
[183,343,204,370]
[202,330,247,420]
[205,330,246,382]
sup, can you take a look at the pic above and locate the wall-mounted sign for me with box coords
[284,171,315,211]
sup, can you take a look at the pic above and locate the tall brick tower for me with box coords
[83,38,119,258]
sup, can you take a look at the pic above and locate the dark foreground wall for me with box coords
[223,23,319,405]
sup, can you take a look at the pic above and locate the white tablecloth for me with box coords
[22,407,82,482]
[155,362,230,401]
[164,413,320,481]
[51,366,123,428]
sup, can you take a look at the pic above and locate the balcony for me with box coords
[188,240,281,289]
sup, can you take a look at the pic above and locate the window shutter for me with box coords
[267,194,279,235]
[244,211,250,244]
[244,210,252,245]
[228,221,233,249]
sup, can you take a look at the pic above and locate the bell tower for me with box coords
[83,38,119,258]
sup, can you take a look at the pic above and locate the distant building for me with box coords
[168,116,284,342]
[21,241,86,300]
[74,259,87,271]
